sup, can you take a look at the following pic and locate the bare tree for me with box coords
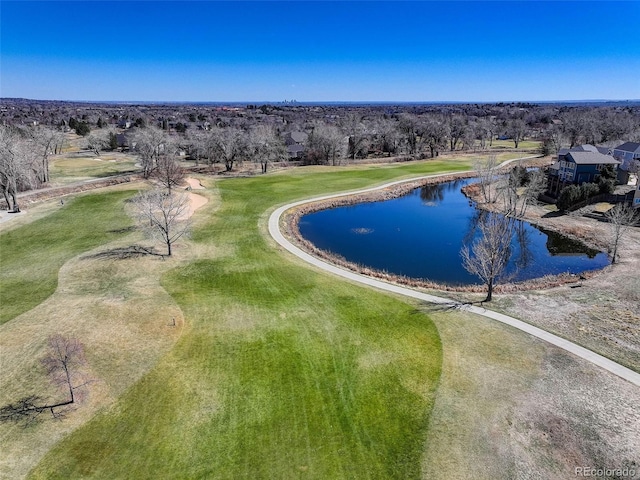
[507,119,527,148]
[134,189,191,256]
[475,118,492,150]
[307,122,345,166]
[397,114,419,155]
[372,117,401,156]
[209,127,245,171]
[448,115,467,151]
[518,169,546,217]
[605,204,640,264]
[474,155,499,204]
[85,127,117,156]
[342,113,370,160]
[249,125,287,173]
[153,154,184,192]
[461,213,515,302]
[29,126,65,183]
[422,116,449,158]
[0,126,38,212]
[132,126,169,178]
[0,335,89,425]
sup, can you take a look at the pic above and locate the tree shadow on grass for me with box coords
[415,300,486,315]
[84,245,163,260]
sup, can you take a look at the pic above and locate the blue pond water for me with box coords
[299,178,610,286]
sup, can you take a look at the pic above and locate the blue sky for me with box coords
[1,1,638,102]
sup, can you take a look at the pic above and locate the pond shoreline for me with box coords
[282,171,605,295]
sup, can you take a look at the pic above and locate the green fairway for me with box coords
[49,154,139,185]
[0,191,135,324]
[24,160,471,479]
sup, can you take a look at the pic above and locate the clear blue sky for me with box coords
[1,1,638,102]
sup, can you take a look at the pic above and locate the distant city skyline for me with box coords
[2,1,638,103]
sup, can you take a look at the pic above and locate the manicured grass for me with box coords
[49,154,139,185]
[0,191,135,324]
[28,160,471,479]
[489,139,541,150]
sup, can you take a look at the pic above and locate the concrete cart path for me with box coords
[267,173,640,388]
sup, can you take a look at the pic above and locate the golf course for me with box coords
[2,158,637,479]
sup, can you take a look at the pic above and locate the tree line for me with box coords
[2,101,639,205]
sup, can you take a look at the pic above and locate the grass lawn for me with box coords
[489,139,541,151]
[49,154,139,185]
[0,191,135,325]
[6,159,471,479]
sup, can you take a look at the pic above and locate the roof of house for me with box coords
[286,131,308,144]
[566,151,621,165]
[613,142,640,154]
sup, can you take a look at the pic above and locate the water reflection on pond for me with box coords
[298,178,609,286]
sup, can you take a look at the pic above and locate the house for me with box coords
[283,131,308,146]
[117,118,132,129]
[548,145,620,194]
[610,142,640,184]
[283,131,308,159]
[287,144,305,159]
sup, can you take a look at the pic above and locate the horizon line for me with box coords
[3,97,640,106]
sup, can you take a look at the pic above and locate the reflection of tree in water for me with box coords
[462,209,484,245]
[463,211,532,277]
[513,221,533,270]
[420,179,466,205]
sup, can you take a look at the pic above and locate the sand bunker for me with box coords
[185,178,205,190]
[183,192,208,219]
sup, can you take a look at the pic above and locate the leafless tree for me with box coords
[518,169,546,217]
[474,155,499,204]
[134,189,191,256]
[209,126,246,171]
[371,117,401,156]
[0,126,38,212]
[307,122,345,166]
[605,203,640,264]
[132,126,169,178]
[29,126,65,183]
[448,115,467,151]
[397,114,419,155]
[475,118,493,150]
[342,113,370,160]
[422,116,449,158]
[153,153,184,192]
[85,127,116,156]
[461,213,515,302]
[249,125,287,173]
[0,335,89,425]
[507,119,527,148]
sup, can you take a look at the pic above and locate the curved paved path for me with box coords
[268,174,640,387]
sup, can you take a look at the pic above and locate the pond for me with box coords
[298,178,610,286]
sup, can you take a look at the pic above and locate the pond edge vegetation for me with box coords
[283,171,607,296]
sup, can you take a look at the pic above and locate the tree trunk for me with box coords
[485,279,493,302]
[2,189,11,211]
[10,192,19,213]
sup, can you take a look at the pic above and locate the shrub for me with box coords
[557,184,581,211]
[580,182,599,200]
